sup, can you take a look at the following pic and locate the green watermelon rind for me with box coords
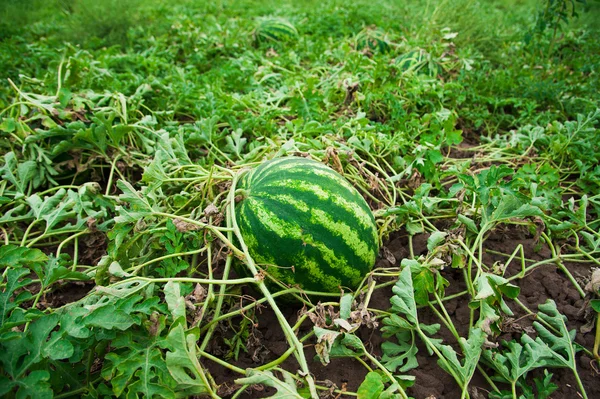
[235,157,379,293]
[355,28,391,53]
[255,20,299,44]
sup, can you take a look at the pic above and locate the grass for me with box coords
[0,0,599,398]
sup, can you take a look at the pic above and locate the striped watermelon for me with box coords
[355,27,391,53]
[254,19,299,45]
[235,157,379,293]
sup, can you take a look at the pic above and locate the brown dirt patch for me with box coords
[206,226,599,399]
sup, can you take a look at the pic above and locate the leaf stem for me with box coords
[227,170,319,399]
[198,348,246,374]
[475,365,501,394]
[572,364,589,399]
[136,276,257,285]
[129,246,208,274]
[593,313,599,360]
[56,229,89,259]
[431,291,460,342]
[105,154,122,196]
[199,254,234,352]
[20,220,38,246]
[53,380,102,399]
[362,349,409,399]
[541,232,585,298]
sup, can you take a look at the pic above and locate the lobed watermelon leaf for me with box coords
[235,369,304,399]
[163,324,211,396]
[102,329,176,398]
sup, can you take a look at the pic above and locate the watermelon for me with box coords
[235,157,379,293]
[355,27,391,53]
[254,19,299,45]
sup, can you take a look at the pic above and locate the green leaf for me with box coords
[0,267,34,332]
[380,314,415,337]
[405,221,424,235]
[107,260,133,278]
[381,263,442,377]
[331,333,365,358]
[42,255,90,287]
[434,328,485,387]
[580,231,600,252]
[340,294,353,320]
[357,372,384,399]
[142,149,169,186]
[155,221,193,277]
[475,273,520,301]
[427,149,443,164]
[427,231,447,252]
[56,306,91,339]
[155,131,191,166]
[84,305,135,331]
[0,376,11,396]
[47,361,87,394]
[457,214,478,233]
[73,124,107,153]
[43,332,75,360]
[103,329,176,398]
[0,117,16,132]
[522,300,581,371]
[488,195,544,225]
[114,180,155,224]
[90,278,153,302]
[533,370,558,399]
[390,263,419,324]
[0,245,48,268]
[0,322,56,397]
[107,224,134,251]
[68,185,109,225]
[1,152,37,195]
[409,261,435,306]
[476,300,501,335]
[590,299,600,312]
[446,128,463,146]
[164,281,186,322]
[163,324,211,395]
[482,338,552,386]
[473,273,520,322]
[26,189,78,232]
[235,369,304,399]
[1,314,60,378]
[382,378,415,395]
[13,370,53,399]
[225,128,247,158]
[381,332,419,373]
[419,323,441,335]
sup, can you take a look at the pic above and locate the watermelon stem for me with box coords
[199,250,235,354]
[227,170,320,399]
[235,188,249,201]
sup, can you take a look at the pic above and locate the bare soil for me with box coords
[206,226,600,399]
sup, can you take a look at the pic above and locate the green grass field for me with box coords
[1,0,599,398]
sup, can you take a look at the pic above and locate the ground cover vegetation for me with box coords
[0,0,599,398]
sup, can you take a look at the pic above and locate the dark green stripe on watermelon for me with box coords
[238,196,344,292]
[235,157,378,293]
